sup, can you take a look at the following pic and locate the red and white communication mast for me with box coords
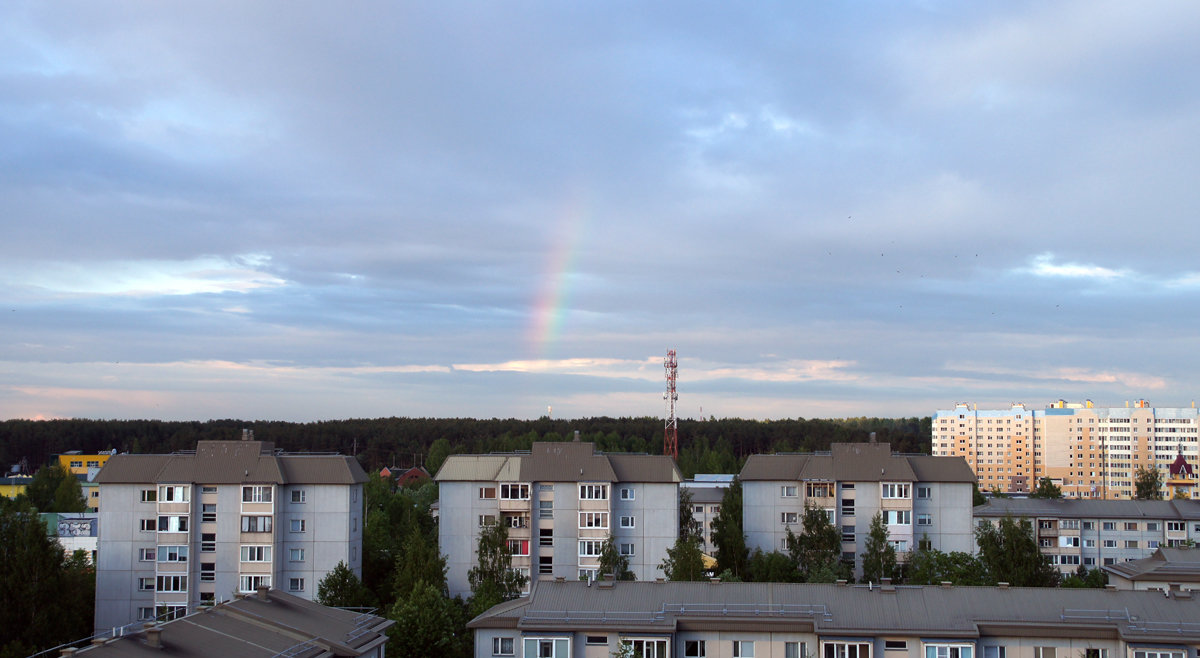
[663,349,678,460]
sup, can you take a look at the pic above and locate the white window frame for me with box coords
[492,637,515,656]
[619,542,635,557]
[824,641,871,658]
[924,644,973,658]
[158,485,189,503]
[289,577,305,592]
[579,484,608,500]
[289,548,305,562]
[138,577,155,591]
[241,515,273,532]
[881,483,911,499]
[291,489,306,504]
[157,545,188,562]
[291,519,306,533]
[917,513,933,526]
[157,515,188,533]
[620,487,635,500]
[620,515,635,528]
[578,512,609,529]
[242,485,272,503]
[139,548,157,561]
[883,510,911,525]
[733,641,756,658]
[781,485,798,497]
[240,545,272,562]
[579,539,603,557]
[685,640,707,657]
[500,483,530,500]
[155,575,187,592]
[238,575,271,593]
[140,489,157,503]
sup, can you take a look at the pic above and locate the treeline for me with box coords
[0,416,931,475]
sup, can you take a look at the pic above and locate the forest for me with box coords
[0,415,932,474]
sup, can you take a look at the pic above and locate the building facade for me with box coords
[93,439,366,633]
[681,474,732,556]
[435,442,681,597]
[974,498,1200,575]
[933,401,1200,499]
[740,443,976,576]
[469,579,1200,658]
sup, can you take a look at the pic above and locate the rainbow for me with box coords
[528,190,589,358]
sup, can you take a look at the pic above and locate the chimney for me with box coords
[242,428,253,441]
[573,430,580,442]
[256,584,270,601]
[709,577,721,584]
[91,638,108,647]
[145,625,162,649]
[997,582,1009,589]
[869,432,877,444]
[940,581,952,589]
[59,649,77,657]
[836,579,848,586]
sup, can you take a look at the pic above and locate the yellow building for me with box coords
[933,400,1200,499]
[0,474,33,498]
[57,452,112,475]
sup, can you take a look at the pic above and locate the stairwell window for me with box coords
[733,641,755,657]
[580,484,608,500]
[925,645,973,658]
[242,486,272,503]
[881,483,911,499]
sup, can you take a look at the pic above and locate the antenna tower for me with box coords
[663,349,678,460]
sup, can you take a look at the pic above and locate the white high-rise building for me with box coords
[93,439,366,634]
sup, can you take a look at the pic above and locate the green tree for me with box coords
[710,478,748,579]
[1061,565,1108,588]
[747,549,801,582]
[660,535,706,581]
[467,522,527,617]
[386,580,470,657]
[972,482,987,506]
[1029,478,1062,499]
[975,515,1060,587]
[316,560,375,608]
[23,464,75,512]
[427,438,453,476]
[860,512,897,584]
[788,504,845,582]
[905,547,985,586]
[1135,466,1164,500]
[391,524,448,600]
[678,488,703,543]
[598,535,634,581]
[53,474,87,513]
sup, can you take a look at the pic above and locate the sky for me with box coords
[4,1,1200,422]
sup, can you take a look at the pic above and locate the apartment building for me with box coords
[469,579,1200,658]
[435,441,681,597]
[740,443,976,577]
[1104,547,1200,591]
[93,439,366,633]
[933,401,1200,499]
[682,474,733,556]
[974,498,1200,575]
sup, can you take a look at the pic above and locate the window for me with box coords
[781,512,799,524]
[157,516,188,532]
[291,490,306,504]
[240,545,272,562]
[1102,522,1116,530]
[157,545,188,562]
[685,641,707,657]
[239,575,271,592]
[500,483,530,500]
[1125,540,1139,549]
[158,485,189,502]
[479,487,497,499]
[985,649,1007,658]
[1133,651,1184,658]
[69,460,82,468]
[156,575,187,592]
[493,637,515,656]
[733,641,755,657]
[926,645,973,658]
[289,548,305,561]
[883,510,911,525]
[787,643,807,658]
[201,532,216,552]
[140,489,157,503]
[889,539,909,552]
[507,540,530,556]
[504,513,528,528]
[1167,521,1185,532]
[140,518,156,532]
[579,568,598,581]
[539,528,553,546]
[619,543,635,556]
[291,519,306,532]
[155,605,187,621]
[825,642,871,658]
[623,640,668,658]
[886,642,908,651]
[1125,522,1138,531]
[201,486,217,494]
[241,515,272,532]
[137,607,155,621]
[620,487,635,500]
[523,638,569,658]
[917,486,932,499]
[1146,522,1159,531]
[242,486,272,503]
[289,578,305,592]
[202,503,217,523]
[538,555,552,574]
[842,499,856,516]
[881,483,911,499]
[1082,521,1095,530]
[539,500,553,519]
[138,577,155,591]
[842,525,856,542]
[139,548,156,561]
[1084,539,1096,548]
[807,482,832,498]
[579,540,603,557]
[479,514,497,527]
[782,485,798,497]
[620,515,635,528]
[1059,536,1079,548]
[200,562,215,582]
[917,513,933,526]
[1083,650,1108,658]
[586,636,608,646]
[579,484,608,500]
[1034,648,1056,658]
[1103,539,1117,548]
[579,512,609,529]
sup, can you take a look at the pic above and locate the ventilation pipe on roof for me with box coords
[574,430,580,442]
[256,585,270,601]
[144,624,163,649]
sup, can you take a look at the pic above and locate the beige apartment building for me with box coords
[933,400,1200,499]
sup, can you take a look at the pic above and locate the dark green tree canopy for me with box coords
[467,522,527,617]
[316,561,375,608]
[787,504,846,582]
[660,535,707,581]
[1029,478,1062,499]
[710,478,748,579]
[598,535,635,581]
[1135,466,1164,500]
[975,515,1060,587]
[860,512,898,584]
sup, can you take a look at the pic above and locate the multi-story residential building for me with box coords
[974,498,1200,575]
[933,400,1200,499]
[1104,547,1200,591]
[435,441,681,597]
[740,442,976,577]
[681,474,732,556]
[469,579,1200,658]
[41,511,100,562]
[93,439,366,633]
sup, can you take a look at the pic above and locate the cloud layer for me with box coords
[3,1,1200,421]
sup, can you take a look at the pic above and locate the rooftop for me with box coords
[974,498,1200,520]
[94,440,367,485]
[435,442,681,484]
[740,443,974,483]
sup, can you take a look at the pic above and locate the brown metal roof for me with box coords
[830,443,916,482]
[470,580,1200,643]
[607,454,681,483]
[521,442,618,482]
[435,443,679,484]
[77,589,392,657]
[740,454,808,481]
[741,444,966,484]
[906,455,976,483]
[93,442,363,485]
[1104,547,1200,583]
[975,498,1200,520]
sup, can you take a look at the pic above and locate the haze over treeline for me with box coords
[1,416,930,477]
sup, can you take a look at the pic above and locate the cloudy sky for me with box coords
[3,1,1200,422]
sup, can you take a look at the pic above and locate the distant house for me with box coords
[381,465,431,488]
[1104,547,1200,591]
[0,473,33,499]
